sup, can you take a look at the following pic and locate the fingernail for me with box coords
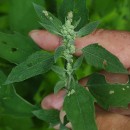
[29,30,39,41]
[41,96,53,109]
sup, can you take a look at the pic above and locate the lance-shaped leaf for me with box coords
[54,45,65,62]
[51,65,66,77]
[73,55,84,70]
[77,21,100,37]
[54,80,65,94]
[34,3,62,35]
[33,109,60,126]
[63,83,97,130]
[82,43,128,74]
[58,0,89,30]
[87,73,130,110]
[5,51,54,84]
[0,32,39,64]
[0,70,35,117]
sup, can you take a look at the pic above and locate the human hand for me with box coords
[29,29,130,130]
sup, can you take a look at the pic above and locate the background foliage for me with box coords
[0,0,130,129]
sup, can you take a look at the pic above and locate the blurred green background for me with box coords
[0,0,130,130]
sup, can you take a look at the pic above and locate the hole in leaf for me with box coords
[11,48,18,52]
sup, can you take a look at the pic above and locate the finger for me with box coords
[79,72,130,115]
[110,104,130,116]
[29,29,130,68]
[41,90,66,110]
[41,89,130,130]
[100,71,129,84]
[95,105,130,130]
[41,72,129,114]
[40,80,88,111]
[79,71,129,87]
[29,30,61,51]
[59,104,130,130]
[75,29,130,68]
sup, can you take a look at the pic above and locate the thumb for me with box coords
[29,30,61,51]
[29,29,130,68]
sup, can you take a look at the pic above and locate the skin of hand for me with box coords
[29,29,130,130]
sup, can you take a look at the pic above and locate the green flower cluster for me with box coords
[60,12,76,76]
[61,12,76,41]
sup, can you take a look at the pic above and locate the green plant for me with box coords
[2,0,130,130]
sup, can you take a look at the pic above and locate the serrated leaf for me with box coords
[33,109,60,126]
[73,55,84,70]
[63,83,97,130]
[0,70,35,117]
[77,21,100,37]
[0,32,39,64]
[58,0,89,30]
[87,73,130,110]
[34,3,62,35]
[54,45,65,62]
[54,81,65,94]
[5,51,54,84]
[82,43,128,74]
[51,65,65,76]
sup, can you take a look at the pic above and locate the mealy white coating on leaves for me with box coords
[109,90,114,94]
[122,88,125,91]
[67,89,76,96]
[42,10,48,16]
[67,63,72,70]
[103,59,107,66]
[49,17,53,20]
[67,11,73,20]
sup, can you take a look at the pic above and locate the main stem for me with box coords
[61,12,76,90]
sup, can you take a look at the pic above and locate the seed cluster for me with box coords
[61,11,76,76]
[61,12,76,42]
[42,10,53,20]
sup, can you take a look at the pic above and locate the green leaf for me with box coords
[77,21,100,37]
[73,55,84,70]
[63,83,97,130]
[9,0,44,34]
[73,18,81,29]
[0,32,39,64]
[33,109,60,126]
[87,73,130,110]
[51,65,65,76]
[34,3,62,35]
[5,51,54,84]
[58,0,89,30]
[82,43,128,74]
[54,81,65,94]
[0,70,35,117]
[54,45,65,62]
